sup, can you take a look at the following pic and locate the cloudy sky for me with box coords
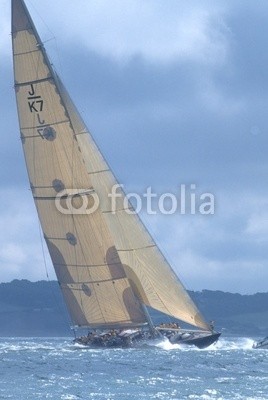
[1,0,268,294]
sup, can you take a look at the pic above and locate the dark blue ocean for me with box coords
[0,336,267,399]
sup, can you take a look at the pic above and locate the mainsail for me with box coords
[12,0,210,332]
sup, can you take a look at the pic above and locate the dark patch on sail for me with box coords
[82,283,92,297]
[30,182,35,194]
[44,238,74,283]
[194,312,208,328]
[61,284,89,326]
[20,132,25,144]
[122,287,146,323]
[52,179,65,193]
[106,246,127,280]
[123,264,150,306]
[105,247,146,322]
[12,0,32,33]
[66,232,77,246]
[43,126,56,141]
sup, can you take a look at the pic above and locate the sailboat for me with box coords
[252,336,268,349]
[11,0,220,349]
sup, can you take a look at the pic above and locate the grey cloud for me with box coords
[1,1,268,292]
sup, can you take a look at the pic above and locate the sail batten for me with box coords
[87,170,110,175]
[15,77,53,87]
[14,48,41,56]
[21,120,70,129]
[117,245,156,252]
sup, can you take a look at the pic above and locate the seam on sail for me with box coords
[21,119,70,131]
[55,262,123,267]
[87,169,110,174]
[117,245,156,252]
[14,48,40,56]
[63,277,126,285]
[34,190,94,201]
[102,207,134,213]
[74,131,88,136]
[15,77,52,87]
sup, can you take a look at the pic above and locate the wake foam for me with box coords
[153,337,181,350]
[145,336,256,351]
[211,337,255,351]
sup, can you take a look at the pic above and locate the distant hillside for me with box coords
[0,280,70,337]
[0,280,267,337]
[189,290,268,336]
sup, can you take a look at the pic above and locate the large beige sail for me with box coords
[12,0,210,332]
[56,69,210,331]
[11,0,147,329]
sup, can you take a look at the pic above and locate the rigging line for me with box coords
[42,38,57,45]
[27,0,55,37]
[27,0,61,70]
[25,1,66,94]
[37,220,74,330]
[69,130,86,318]
[38,220,49,281]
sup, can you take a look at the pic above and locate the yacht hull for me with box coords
[168,331,221,349]
[74,329,221,349]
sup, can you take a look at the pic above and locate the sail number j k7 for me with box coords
[27,84,46,135]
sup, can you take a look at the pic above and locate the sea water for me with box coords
[0,337,267,399]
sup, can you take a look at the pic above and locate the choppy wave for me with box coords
[0,337,267,400]
[0,336,263,353]
[149,336,257,352]
[0,336,261,353]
